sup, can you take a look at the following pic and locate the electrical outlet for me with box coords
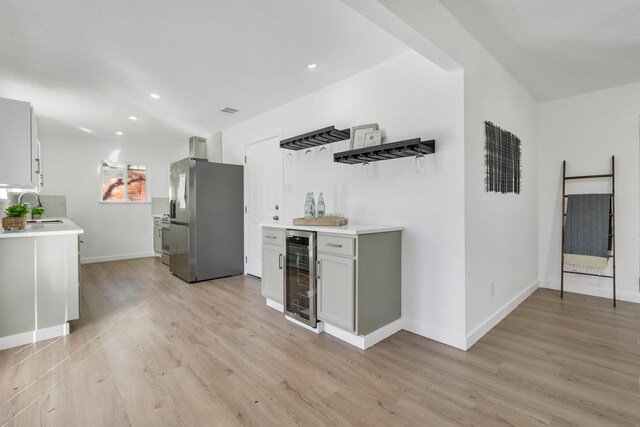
[490,282,495,297]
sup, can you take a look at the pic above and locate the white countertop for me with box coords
[259,222,403,235]
[0,218,84,239]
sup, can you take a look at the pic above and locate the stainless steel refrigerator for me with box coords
[169,158,243,282]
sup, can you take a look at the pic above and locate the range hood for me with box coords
[189,136,207,160]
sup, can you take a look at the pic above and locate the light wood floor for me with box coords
[1,258,639,426]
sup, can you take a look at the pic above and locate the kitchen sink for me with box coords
[27,219,63,224]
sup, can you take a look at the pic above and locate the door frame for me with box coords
[244,135,284,277]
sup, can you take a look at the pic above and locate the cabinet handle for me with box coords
[35,158,41,174]
[279,253,283,270]
[265,235,277,239]
[325,243,342,248]
[316,260,321,280]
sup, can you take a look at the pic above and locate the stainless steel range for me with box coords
[161,214,170,265]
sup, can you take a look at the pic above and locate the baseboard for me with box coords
[540,280,640,303]
[465,280,539,350]
[363,318,403,349]
[285,315,324,334]
[81,252,156,264]
[0,323,69,351]
[323,323,365,348]
[34,323,69,341]
[266,298,284,313]
[322,319,403,350]
[0,331,34,351]
[402,318,467,350]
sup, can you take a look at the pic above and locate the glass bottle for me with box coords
[309,192,316,218]
[317,193,325,217]
[304,193,311,218]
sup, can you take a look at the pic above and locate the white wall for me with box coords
[462,51,539,346]
[539,82,640,303]
[370,0,539,347]
[40,134,184,263]
[222,51,468,344]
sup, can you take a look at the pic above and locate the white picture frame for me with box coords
[350,123,378,150]
[363,130,382,147]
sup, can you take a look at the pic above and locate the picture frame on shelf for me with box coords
[350,123,378,150]
[363,130,382,147]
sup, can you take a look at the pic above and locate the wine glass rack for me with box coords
[280,125,350,151]
[333,138,435,164]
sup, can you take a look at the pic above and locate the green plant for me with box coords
[4,203,30,218]
[31,207,45,215]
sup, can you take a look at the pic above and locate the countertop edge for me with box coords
[0,218,84,239]
[259,223,403,235]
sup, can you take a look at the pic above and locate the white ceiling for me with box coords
[0,0,408,146]
[440,0,640,101]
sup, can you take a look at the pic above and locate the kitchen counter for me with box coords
[0,218,81,350]
[260,222,403,349]
[0,217,83,239]
[259,222,403,235]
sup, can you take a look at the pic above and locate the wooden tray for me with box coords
[292,217,348,226]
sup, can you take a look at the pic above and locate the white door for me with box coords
[245,136,283,277]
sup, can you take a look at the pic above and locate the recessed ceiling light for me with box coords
[150,93,160,99]
[79,127,93,133]
[115,131,124,135]
[306,62,318,69]
[129,116,137,120]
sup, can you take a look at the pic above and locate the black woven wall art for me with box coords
[484,121,521,194]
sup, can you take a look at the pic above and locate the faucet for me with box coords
[18,192,43,208]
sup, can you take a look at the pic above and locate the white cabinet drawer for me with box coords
[317,234,355,257]
[262,228,284,246]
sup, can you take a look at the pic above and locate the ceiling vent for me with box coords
[219,107,239,115]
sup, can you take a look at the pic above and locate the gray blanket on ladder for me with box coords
[563,193,611,257]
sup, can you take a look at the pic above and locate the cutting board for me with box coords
[292,217,348,226]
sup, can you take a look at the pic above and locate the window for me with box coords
[101,160,148,202]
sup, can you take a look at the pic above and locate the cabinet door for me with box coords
[36,236,70,329]
[261,244,283,302]
[0,238,36,337]
[31,108,40,187]
[0,98,32,187]
[153,226,162,253]
[317,253,355,331]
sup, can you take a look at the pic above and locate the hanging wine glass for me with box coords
[318,146,328,160]
[286,152,294,163]
[362,161,372,180]
[304,149,312,161]
[415,153,426,175]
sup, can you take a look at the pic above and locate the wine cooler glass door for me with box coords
[284,230,316,327]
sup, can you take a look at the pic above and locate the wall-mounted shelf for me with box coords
[280,126,350,151]
[333,138,435,164]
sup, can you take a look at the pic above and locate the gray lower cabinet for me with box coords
[317,231,401,336]
[36,236,69,328]
[261,228,284,303]
[153,218,162,254]
[317,253,355,330]
[0,234,80,340]
[37,234,79,328]
[0,238,36,337]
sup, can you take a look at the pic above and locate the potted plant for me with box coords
[2,203,30,230]
[31,207,45,220]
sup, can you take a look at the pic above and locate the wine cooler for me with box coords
[284,230,317,327]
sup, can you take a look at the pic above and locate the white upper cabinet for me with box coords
[0,97,41,189]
